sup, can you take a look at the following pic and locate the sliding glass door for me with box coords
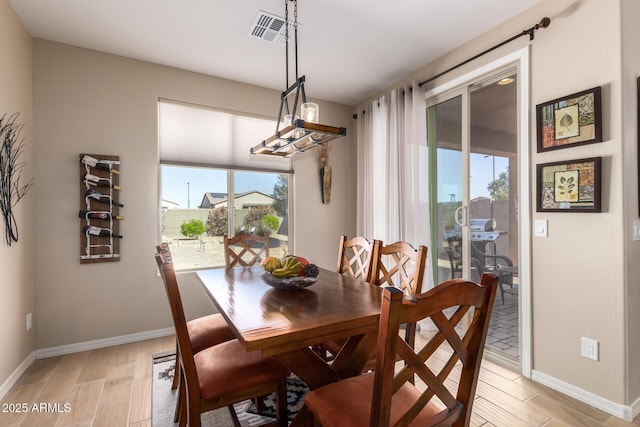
[427,68,521,364]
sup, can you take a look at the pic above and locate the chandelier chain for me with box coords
[284,0,289,89]
[294,0,299,80]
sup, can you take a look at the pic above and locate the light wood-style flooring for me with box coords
[0,335,638,427]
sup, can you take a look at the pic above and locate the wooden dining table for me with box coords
[196,266,383,390]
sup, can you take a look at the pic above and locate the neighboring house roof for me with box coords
[199,192,229,208]
[161,199,180,209]
[199,191,276,209]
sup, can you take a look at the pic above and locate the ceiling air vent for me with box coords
[248,10,299,46]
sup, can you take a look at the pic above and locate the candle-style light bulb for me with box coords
[301,103,319,123]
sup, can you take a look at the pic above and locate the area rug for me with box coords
[152,352,309,426]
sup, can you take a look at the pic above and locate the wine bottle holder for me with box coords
[79,153,121,263]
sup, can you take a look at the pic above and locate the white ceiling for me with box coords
[8,0,543,106]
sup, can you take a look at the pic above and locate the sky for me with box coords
[438,150,509,202]
[161,153,507,208]
[161,165,279,208]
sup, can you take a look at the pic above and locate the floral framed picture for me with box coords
[536,157,602,212]
[536,87,602,152]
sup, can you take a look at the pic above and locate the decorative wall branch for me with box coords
[0,113,34,246]
[318,144,332,204]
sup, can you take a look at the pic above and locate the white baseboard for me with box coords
[631,395,640,421]
[532,369,635,422]
[1,328,174,401]
[0,352,35,401]
[34,327,174,359]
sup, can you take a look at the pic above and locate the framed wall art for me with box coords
[536,157,602,212]
[536,86,602,152]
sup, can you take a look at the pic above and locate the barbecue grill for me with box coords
[443,218,500,242]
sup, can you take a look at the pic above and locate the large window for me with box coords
[159,100,292,271]
[160,166,289,270]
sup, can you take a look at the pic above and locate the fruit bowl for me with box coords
[260,272,317,290]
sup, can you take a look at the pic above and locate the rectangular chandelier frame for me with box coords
[251,76,346,158]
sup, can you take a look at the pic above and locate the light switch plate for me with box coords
[534,219,548,237]
[634,219,640,241]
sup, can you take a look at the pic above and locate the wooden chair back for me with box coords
[336,235,380,282]
[370,241,428,296]
[368,241,428,361]
[372,274,498,427]
[156,242,171,260]
[154,254,200,404]
[223,233,269,268]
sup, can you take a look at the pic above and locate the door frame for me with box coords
[423,47,532,377]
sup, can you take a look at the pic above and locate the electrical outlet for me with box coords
[26,312,32,331]
[581,337,598,361]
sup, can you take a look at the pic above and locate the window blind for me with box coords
[158,99,293,173]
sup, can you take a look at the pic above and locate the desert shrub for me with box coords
[207,206,228,236]
[180,219,207,239]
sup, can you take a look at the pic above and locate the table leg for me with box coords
[272,331,378,390]
[331,331,378,378]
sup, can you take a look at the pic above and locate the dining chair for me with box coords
[156,244,236,395]
[223,233,270,268]
[155,253,289,427]
[336,235,380,282]
[296,273,498,427]
[313,236,381,361]
[370,241,428,351]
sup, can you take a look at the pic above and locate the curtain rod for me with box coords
[418,16,551,88]
[353,16,551,119]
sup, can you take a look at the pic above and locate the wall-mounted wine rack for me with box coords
[79,153,122,263]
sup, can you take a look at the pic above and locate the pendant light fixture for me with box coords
[251,0,346,157]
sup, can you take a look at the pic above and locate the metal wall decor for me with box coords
[79,153,122,263]
[536,87,602,152]
[0,112,34,246]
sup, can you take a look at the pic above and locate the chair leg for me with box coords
[290,405,314,427]
[255,395,266,414]
[176,377,187,427]
[171,341,179,390]
[275,377,288,427]
[174,368,184,424]
[186,390,200,427]
[404,322,417,385]
[227,404,242,427]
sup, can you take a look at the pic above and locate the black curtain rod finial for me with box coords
[418,16,551,88]
[538,17,551,29]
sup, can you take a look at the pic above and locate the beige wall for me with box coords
[0,2,35,390]
[530,0,626,406]
[32,40,355,349]
[355,0,637,413]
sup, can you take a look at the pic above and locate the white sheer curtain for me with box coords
[357,81,434,290]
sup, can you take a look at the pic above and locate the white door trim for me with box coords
[423,46,532,378]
